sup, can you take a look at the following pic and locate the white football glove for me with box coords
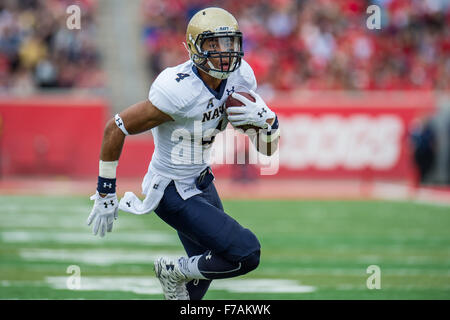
[226,90,276,129]
[87,192,118,237]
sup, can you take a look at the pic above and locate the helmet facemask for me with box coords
[191,31,244,80]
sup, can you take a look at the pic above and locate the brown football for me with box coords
[225,91,260,131]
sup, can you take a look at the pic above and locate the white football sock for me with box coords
[178,255,208,280]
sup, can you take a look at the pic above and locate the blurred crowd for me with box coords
[0,0,103,95]
[141,0,450,93]
[1,0,449,95]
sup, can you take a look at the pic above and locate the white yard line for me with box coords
[210,278,316,293]
[0,203,91,213]
[263,267,450,277]
[46,276,163,295]
[1,230,179,245]
[19,248,185,266]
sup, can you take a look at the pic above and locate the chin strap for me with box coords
[204,59,230,80]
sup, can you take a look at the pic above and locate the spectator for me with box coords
[0,0,103,93]
[410,116,437,184]
[141,0,450,93]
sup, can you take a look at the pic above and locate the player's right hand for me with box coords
[227,90,276,129]
[87,191,119,237]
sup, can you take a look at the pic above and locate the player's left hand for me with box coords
[87,192,119,237]
[226,90,275,129]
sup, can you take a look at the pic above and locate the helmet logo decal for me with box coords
[215,26,231,32]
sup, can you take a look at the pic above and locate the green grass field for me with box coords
[0,194,449,300]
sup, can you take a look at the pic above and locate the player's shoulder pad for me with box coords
[149,60,201,116]
[233,59,257,91]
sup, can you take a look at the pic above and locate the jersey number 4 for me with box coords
[175,73,190,82]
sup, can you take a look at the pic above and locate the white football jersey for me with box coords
[148,59,257,181]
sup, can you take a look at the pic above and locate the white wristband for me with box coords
[99,160,118,179]
[115,114,129,136]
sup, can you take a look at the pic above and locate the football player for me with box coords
[87,7,280,300]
